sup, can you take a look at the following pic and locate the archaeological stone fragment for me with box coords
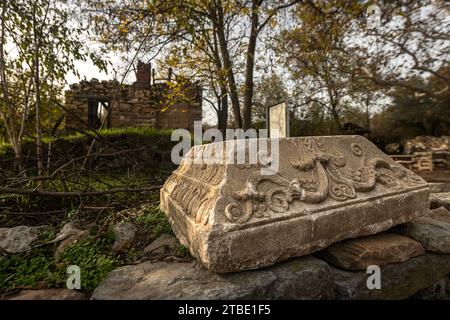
[317,232,425,270]
[160,135,430,273]
[91,256,335,300]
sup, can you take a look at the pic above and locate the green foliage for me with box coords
[39,225,59,243]
[0,249,53,290]
[54,237,118,293]
[252,73,287,124]
[0,236,118,293]
[172,244,190,258]
[135,205,173,238]
[372,68,450,143]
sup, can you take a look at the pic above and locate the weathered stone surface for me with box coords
[112,222,137,253]
[160,135,429,272]
[10,289,86,300]
[317,232,424,270]
[410,278,450,300]
[404,217,450,253]
[91,256,334,300]
[143,233,178,257]
[50,221,90,255]
[0,225,48,253]
[428,207,450,224]
[332,253,450,300]
[429,183,450,193]
[430,192,450,210]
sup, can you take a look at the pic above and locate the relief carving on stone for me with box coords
[225,138,423,224]
[163,159,225,225]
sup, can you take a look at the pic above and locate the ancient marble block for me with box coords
[160,135,430,273]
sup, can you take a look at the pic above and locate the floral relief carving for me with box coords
[225,138,422,224]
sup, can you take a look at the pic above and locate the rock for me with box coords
[428,207,450,224]
[428,183,450,193]
[332,253,450,300]
[430,192,450,210]
[160,135,429,272]
[410,278,450,300]
[403,217,450,253]
[10,289,86,300]
[317,232,424,270]
[143,233,178,257]
[112,222,136,253]
[91,256,334,300]
[0,225,48,253]
[51,221,90,255]
[55,232,89,255]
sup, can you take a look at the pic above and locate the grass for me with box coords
[38,126,175,145]
[134,205,173,238]
[97,127,174,138]
[0,250,54,290]
[0,236,118,294]
[0,126,176,152]
[172,244,190,257]
[54,236,118,293]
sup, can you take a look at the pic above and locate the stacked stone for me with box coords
[64,78,202,131]
[65,79,125,129]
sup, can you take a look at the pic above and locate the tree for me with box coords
[275,1,361,132]
[349,0,449,101]
[86,0,302,130]
[275,0,449,134]
[252,73,287,125]
[0,0,107,175]
[372,67,450,143]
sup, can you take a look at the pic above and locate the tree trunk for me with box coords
[33,5,44,177]
[0,1,25,173]
[214,2,242,128]
[330,103,342,134]
[218,89,228,137]
[242,0,260,130]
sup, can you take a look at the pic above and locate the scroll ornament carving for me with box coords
[225,138,423,224]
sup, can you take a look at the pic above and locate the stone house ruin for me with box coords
[64,62,202,131]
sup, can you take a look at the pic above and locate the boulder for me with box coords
[332,253,450,299]
[0,225,48,253]
[403,217,450,253]
[143,233,178,257]
[160,135,429,272]
[10,289,86,300]
[428,183,450,193]
[428,207,450,224]
[91,256,334,300]
[112,222,137,253]
[430,192,450,210]
[317,232,424,270]
[51,221,90,255]
[410,278,450,300]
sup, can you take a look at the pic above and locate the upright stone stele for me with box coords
[160,136,429,273]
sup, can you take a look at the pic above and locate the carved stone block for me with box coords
[160,136,430,273]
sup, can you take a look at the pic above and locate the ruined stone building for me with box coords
[64,62,202,131]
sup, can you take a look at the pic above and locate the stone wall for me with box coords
[65,74,202,131]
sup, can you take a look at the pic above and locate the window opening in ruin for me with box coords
[88,99,110,129]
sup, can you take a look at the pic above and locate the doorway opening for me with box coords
[88,99,110,129]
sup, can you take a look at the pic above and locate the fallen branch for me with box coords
[0,185,162,197]
[2,210,66,215]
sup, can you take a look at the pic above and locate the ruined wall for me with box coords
[65,75,202,131]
